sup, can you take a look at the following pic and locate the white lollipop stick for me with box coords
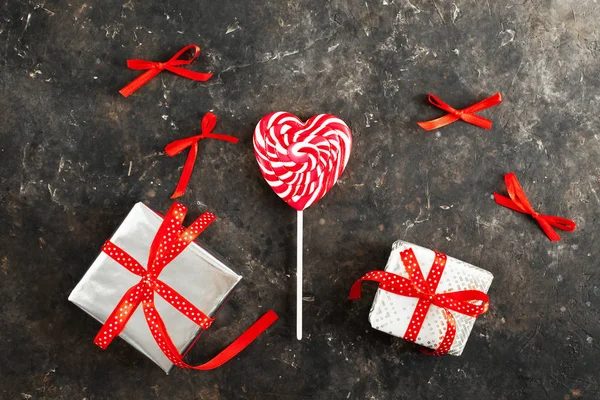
[296,210,303,340]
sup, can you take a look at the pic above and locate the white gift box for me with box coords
[368,240,493,355]
[68,202,242,373]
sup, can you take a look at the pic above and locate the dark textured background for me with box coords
[1,0,599,399]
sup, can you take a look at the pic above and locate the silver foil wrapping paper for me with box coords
[69,203,242,373]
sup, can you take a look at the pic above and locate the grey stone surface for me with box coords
[1,0,599,399]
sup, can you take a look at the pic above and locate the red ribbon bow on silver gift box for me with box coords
[350,248,489,356]
[95,202,277,370]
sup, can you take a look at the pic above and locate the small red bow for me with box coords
[417,93,502,130]
[165,113,239,198]
[120,44,213,98]
[350,248,489,356]
[494,172,576,241]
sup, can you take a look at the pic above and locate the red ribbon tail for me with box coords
[349,278,365,300]
[460,114,493,130]
[170,143,199,199]
[463,93,503,114]
[417,115,460,131]
[421,309,456,356]
[535,216,563,242]
[189,310,279,370]
[119,68,161,98]
[202,133,240,143]
[93,282,144,349]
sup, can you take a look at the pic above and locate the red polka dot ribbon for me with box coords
[349,248,489,356]
[417,93,502,131]
[165,112,239,199]
[119,44,213,98]
[94,202,278,370]
[493,172,576,242]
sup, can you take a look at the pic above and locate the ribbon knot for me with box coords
[417,93,502,131]
[350,248,489,356]
[493,172,576,241]
[413,286,435,301]
[142,273,158,290]
[165,113,239,199]
[119,44,213,98]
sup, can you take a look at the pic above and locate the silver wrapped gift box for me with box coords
[368,240,493,356]
[69,202,242,373]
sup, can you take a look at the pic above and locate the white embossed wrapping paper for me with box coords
[369,240,493,356]
[68,202,241,373]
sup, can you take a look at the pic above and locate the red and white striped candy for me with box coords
[253,112,352,211]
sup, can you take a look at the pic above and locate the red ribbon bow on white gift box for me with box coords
[350,248,489,355]
[94,202,277,369]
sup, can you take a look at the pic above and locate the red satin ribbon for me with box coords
[417,93,502,130]
[494,172,576,242]
[350,248,489,356]
[119,44,213,98]
[165,113,239,199]
[94,202,278,370]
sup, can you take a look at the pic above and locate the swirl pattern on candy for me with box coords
[253,112,352,211]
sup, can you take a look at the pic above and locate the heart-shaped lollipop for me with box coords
[254,112,353,339]
[254,112,352,210]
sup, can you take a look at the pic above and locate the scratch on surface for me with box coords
[21,143,29,170]
[128,160,159,194]
[431,0,446,24]
[128,161,133,176]
[517,321,540,355]
[226,20,241,34]
[451,3,460,23]
[24,13,31,32]
[221,32,336,73]
[425,173,431,210]
[567,310,596,339]
[34,3,55,16]
[476,216,503,232]
[406,0,421,13]
[161,76,170,108]
[500,29,515,46]
[74,4,88,20]
[47,184,57,199]
[328,43,339,52]
[68,110,79,127]
[505,56,524,95]
[580,72,585,106]
[4,30,10,62]
[548,373,574,393]
[271,357,298,369]
[589,182,600,205]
